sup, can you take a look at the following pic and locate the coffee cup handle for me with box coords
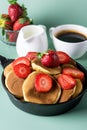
[49,27,55,38]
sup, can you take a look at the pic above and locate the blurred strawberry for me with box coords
[13,17,30,31]
[8,0,27,22]
[26,52,38,61]
[0,14,13,30]
[62,67,84,80]
[56,51,70,64]
[6,31,18,42]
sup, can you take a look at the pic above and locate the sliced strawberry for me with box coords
[13,63,31,78]
[58,74,76,90]
[26,52,38,61]
[41,50,60,68]
[63,67,84,80]
[12,57,30,67]
[35,73,52,92]
[56,51,70,64]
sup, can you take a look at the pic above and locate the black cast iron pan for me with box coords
[0,55,87,116]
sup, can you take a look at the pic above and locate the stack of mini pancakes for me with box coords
[4,58,83,104]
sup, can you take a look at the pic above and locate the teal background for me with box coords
[0,0,87,130]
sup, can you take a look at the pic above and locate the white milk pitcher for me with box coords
[16,25,48,56]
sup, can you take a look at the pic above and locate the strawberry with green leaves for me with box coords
[13,17,31,31]
[8,0,27,22]
[41,50,60,68]
[0,14,13,30]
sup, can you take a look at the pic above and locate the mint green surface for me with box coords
[0,0,87,130]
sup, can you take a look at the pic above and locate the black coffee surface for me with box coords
[56,31,87,43]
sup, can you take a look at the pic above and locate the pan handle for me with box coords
[0,55,13,68]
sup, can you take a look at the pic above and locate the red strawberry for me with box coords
[35,73,52,92]
[12,57,30,67]
[41,50,60,68]
[13,63,31,78]
[8,1,23,22]
[6,31,18,42]
[56,51,70,64]
[58,74,76,90]
[0,14,13,30]
[26,52,38,61]
[13,17,30,31]
[63,67,84,80]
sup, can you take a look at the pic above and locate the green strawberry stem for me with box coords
[1,28,5,36]
[38,49,52,57]
[8,0,17,4]
[21,4,28,17]
[38,53,44,59]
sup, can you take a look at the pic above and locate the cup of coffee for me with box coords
[49,24,87,59]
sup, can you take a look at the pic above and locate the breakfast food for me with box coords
[4,63,13,77]
[59,87,76,103]
[32,58,62,75]
[23,71,61,104]
[3,50,85,104]
[5,70,24,97]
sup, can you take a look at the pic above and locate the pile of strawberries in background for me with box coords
[0,0,33,43]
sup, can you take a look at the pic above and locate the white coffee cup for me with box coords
[49,24,87,59]
[16,25,48,56]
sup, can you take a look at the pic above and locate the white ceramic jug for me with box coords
[16,25,48,56]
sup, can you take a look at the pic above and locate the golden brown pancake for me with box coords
[31,58,61,75]
[61,63,77,69]
[5,70,24,98]
[23,71,61,104]
[4,63,13,77]
[59,86,76,103]
[72,79,83,98]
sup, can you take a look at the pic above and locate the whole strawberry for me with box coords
[0,14,13,30]
[13,17,31,31]
[8,0,25,22]
[41,50,60,68]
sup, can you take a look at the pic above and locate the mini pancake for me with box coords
[61,63,77,69]
[23,71,61,104]
[5,70,24,98]
[4,63,13,77]
[59,86,76,103]
[31,58,62,75]
[72,79,83,98]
